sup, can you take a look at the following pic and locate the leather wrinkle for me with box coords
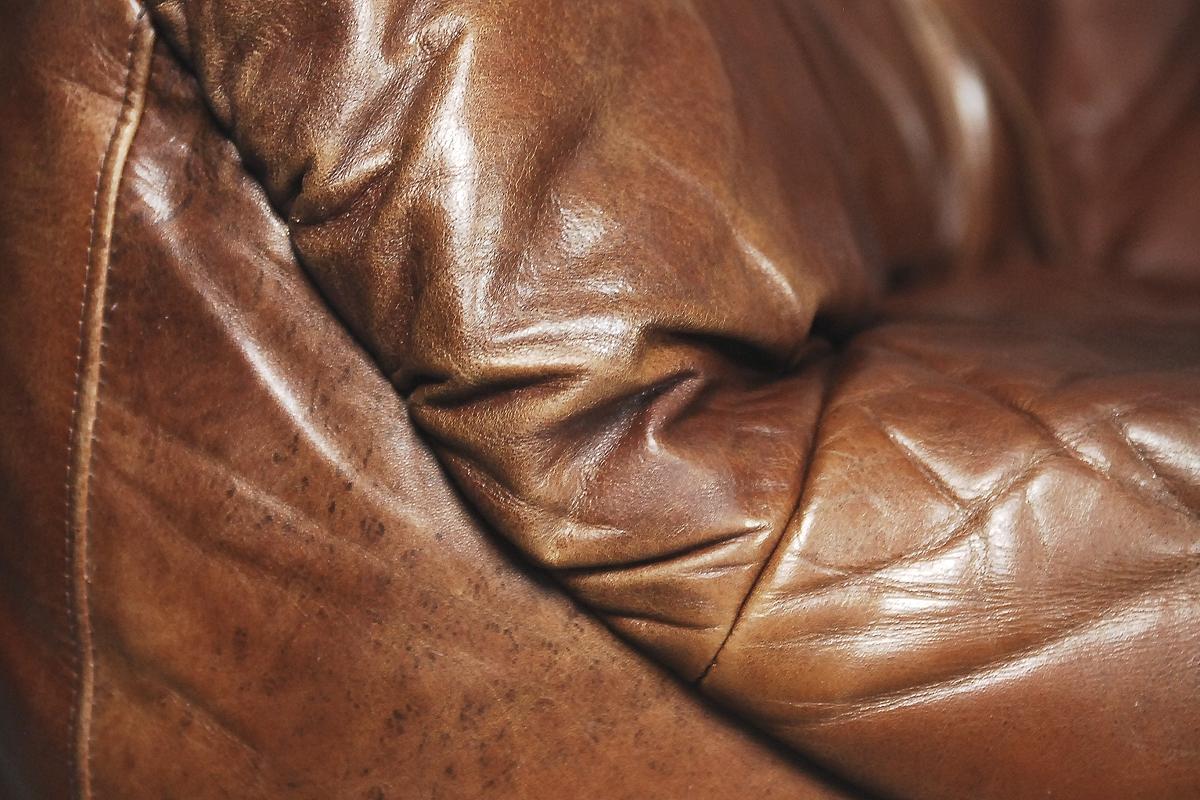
[747,331,1200,696]
[882,339,1200,524]
[137,8,405,382]
[408,410,878,798]
[777,451,1057,604]
[764,339,1200,603]
[131,4,864,777]
[97,621,265,765]
[63,14,156,800]
[132,2,635,590]
[765,543,1200,726]
[755,566,1199,730]
[1111,410,1200,518]
[695,352,842,685]
[43,3,1197,798]
[147,41,870,800]
[135,4,449,393]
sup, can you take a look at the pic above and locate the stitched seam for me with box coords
[696,354,842,685]
[65,14,154,800]
[63,20,143,800]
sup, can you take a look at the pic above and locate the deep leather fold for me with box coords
[139,1,1200,798]
[148,0,891,681]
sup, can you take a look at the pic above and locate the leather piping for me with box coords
[65,15,155,800]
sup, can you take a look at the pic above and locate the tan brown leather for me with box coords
[2,1,1198,798]
[0,5,856,798]
[953,0,1200,285]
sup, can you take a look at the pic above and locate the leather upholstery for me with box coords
[2,1,1197,798]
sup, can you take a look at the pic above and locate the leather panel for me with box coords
[80,40,857,800]
[0,3,145,796]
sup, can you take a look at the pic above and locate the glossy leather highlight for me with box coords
[2,1,1198,798]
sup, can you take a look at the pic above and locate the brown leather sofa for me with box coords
[2,1,1198,798]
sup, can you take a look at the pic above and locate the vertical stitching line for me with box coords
[65,13,153,800]
[63,20,141,800]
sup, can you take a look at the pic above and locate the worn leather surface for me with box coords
[0,2,151,796]
[2,0,1198,798]
[0,5,857,799]
[95,38,859,800]
[705,270,1200,799]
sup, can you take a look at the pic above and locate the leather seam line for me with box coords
[64,14,155,800]
[133,8,689,684]
[696,353,842,685]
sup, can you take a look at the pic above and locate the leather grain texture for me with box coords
[0,2,149,796]
[2,1,1198,798]
[81,39,856,799]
